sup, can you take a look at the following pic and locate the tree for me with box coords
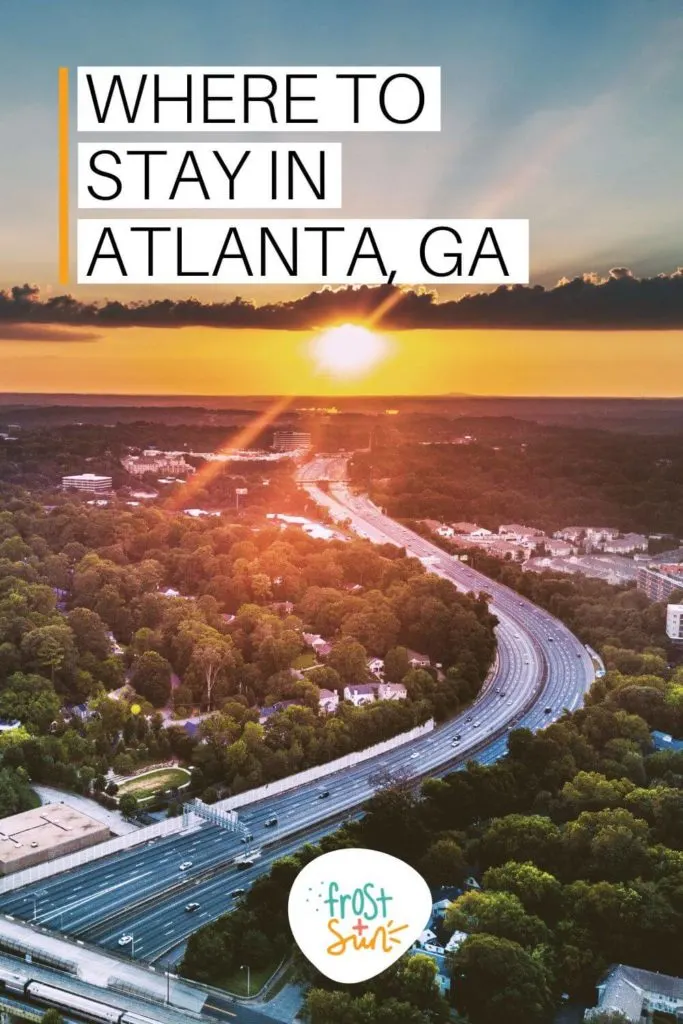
[327,637,369,687]
[130,650,172,708]
[119,793,139,819]
[445,890,550,949]
[419,838,466,887]
[450,934,554,1024]
[41,1010,65,1024]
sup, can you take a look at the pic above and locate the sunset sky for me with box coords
[0,0,681,396]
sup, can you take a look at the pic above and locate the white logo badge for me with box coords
[288,848,432,983]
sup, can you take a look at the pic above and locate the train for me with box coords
[0,966,164,1024]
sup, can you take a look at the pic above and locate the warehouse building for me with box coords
[0,803,110,875]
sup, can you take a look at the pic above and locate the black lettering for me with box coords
[469,227,509,277]
[285,74,317,123]
[153,73,192,125]
[177,227,208,276]
[261,228,297,276]
[379,74,425,125]
[243,75,277,123]
[420,227,462,277]
[203,74,236,123]
[169,150,210,201]
[86,227,127,277]
[212,150,250,201]
[212,227,253,276]
[303,226,344,276]
[128,150,167,200]
[288,150,325,201]
[87,150,122,201]
[335,73,376,123]
[86,74,147,124]
[130,226,171,276]
[347,227,387,277]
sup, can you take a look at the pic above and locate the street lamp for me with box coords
[241,964,250,997]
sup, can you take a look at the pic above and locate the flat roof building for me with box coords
[273,430,311,452]
[62,473,112,494]
[0,803,110,875]
[637,565,683,602]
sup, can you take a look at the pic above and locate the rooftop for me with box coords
[0,803,109,870]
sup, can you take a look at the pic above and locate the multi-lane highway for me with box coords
[0,458,595,970]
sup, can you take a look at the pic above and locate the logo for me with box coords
[288,848,432,983]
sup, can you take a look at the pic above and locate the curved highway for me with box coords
[0,465,595,965]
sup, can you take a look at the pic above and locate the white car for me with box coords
[118,935,133,947]
[179,861,193,871]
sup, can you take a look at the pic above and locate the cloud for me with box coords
[1,269,682,332]
[0,322,101,342]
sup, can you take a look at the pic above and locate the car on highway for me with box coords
[240,833,253,843]
[264,816,278,827]
[409,752,419,759]
[118,935,133,946]
[185,902,200,912]
[544,706,553,714]
[231,888,246,898]
[179,861,193,870]
[318,789,330,799]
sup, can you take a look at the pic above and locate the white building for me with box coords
[318,688,340,714]
[602,533,649,554]
[344,684,376,707]
[585,964,683,1022]
[273,430,311,452]
[666,603,683,640]
[378,682,407,701]
[62,473,112,493]
[498,523,545,543]
[367,657,385,678]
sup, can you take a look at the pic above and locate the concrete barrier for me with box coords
[0,814,198,895]
[215,718,435,811]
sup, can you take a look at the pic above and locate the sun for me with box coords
[309,324,391,380]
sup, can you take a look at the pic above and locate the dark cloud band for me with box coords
[1,268,682,332]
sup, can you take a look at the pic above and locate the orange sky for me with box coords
[1,326,682,396]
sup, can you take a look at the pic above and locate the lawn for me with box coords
[218,960,280,997]
[292,651,317,670]
[118,767,191,799]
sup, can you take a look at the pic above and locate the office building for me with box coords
[637,564,683,601]
[273,431,311,452]
[62,473,113,494]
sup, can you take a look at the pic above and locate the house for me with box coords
[344,684,377,707]
[270,601,295,616]
[378,682,407,701]
[258,700,300,724]
[585,964,683,1022]
[302,633,333,658]
[651,730,683,753]
[545,538,573,557]
[367,657,385,678]
[318,688,340,714]
[498,523,545,543]
[451,522,483,535]
[406,650,431,668]
[602,533,648,554]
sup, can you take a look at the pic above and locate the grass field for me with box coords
[118,767,191,798]
[219,961,279,997]
[292,651,317,670]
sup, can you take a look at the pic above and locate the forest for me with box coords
[350,422,683,536]
[0,486,495,815]
[182,561,681,1024]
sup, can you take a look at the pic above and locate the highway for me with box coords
[0,457,595,971]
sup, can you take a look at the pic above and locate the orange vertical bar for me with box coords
[58,67,69,285]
